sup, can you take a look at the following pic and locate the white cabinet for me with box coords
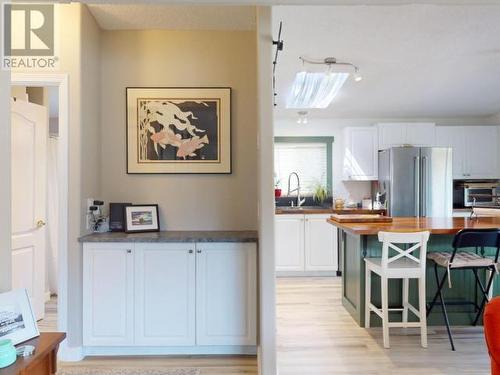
[436,126,498,179]
[275,214,337,274]
[83,243,134,346]
[378,123,435,150]
[134,243,196,346]
[275,215,304,272]
[304,215,338,271]
[83,241,257,352]
[343,127,378,181]
[196,243,257,346]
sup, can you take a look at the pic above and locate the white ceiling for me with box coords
[87,4,256,30]
[273,5,500,119]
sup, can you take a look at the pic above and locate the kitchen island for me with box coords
[328,216,500,327]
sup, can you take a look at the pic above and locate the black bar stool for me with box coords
[426,228,500,351]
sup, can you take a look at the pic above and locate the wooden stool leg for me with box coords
[419,277,428,348]
[403,277,409,327]
[381,276,390,348]
[365,267,371,328]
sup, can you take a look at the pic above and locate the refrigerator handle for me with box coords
[414,156,420,217]
[421,156,427,217]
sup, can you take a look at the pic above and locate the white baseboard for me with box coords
[83,345,257,356]
[58,341,84,362]
[276,271,338,277]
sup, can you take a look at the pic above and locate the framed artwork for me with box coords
[0,289,39,345]
[125,205,160,233]
[126,87,231,174]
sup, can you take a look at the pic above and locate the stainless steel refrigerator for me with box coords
[378,147,453,217]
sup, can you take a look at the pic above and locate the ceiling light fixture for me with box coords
[286,56,361,109]
[297,110,308,124]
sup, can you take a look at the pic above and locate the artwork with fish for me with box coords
[127,87,231,174]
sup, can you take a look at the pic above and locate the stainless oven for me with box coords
[461,183,499,207]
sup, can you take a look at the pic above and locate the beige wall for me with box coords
[0,69,11,292]
[100,30,258,230]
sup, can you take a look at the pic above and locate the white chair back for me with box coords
[378,231,430,272]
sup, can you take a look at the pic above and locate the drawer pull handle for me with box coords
[126,249,132,254]
[197,250,202,254]
[188,249,194,254]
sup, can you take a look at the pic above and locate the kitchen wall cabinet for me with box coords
[275,215,305,272]
[83,243,134,346]
[436,126,498,179]
[275,214,337,275]
[196,243,257,346]
[377,123,435,150]
[343,127,378,181]
[83,241,257,353]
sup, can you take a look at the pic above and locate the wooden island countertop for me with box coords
[327,216,500,235]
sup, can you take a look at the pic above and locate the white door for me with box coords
[134,243,195,346]
[83,243,134,346]
[275,215,305,272]
[11,99,48,321]
[343,127,378,180]
[465,126,498,179]
[196,243,257,346]
[304,214,338,271]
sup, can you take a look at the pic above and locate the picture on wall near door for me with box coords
[126,87,231,174]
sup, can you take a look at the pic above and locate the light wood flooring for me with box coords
[40,278,490,374]
[277,277,490,375]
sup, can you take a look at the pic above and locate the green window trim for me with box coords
[274,136,334,193]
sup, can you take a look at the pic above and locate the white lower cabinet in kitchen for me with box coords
[275,214,338,275]
[83,241,257,354]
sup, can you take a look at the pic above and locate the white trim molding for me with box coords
[11,72,70,348]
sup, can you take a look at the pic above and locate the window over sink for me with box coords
[274,137,333,195]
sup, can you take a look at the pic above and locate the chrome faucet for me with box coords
[287,172,306,208]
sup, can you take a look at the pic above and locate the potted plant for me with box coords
[274,177,282,198]
[313,183,330,206]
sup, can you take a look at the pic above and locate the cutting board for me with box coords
[330,214,393,223]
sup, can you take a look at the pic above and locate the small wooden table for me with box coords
[0,332,66,375]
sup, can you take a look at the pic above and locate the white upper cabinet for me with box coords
[195,243,257,346]
[343,127,378,181]
[436,126,498,179]
[134,243,196,346]
[377,123,436,149]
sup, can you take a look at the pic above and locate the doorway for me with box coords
[10,73,69,352]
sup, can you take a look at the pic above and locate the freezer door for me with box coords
[420,147,453,217]
[389,147,420,217]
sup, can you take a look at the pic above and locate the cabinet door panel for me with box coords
[305,215,338,271]
[134,243,196,346]
[435,126,466,179]
[406,123,435,146]
[378,123,406,149]
[344,127,378,180]
[196,243,257,346]
[275,215,305,271]
[83,243,134,346]
[466,126,498,179]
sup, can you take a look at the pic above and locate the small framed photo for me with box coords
[0,289,39,345]
[125,204,160,233]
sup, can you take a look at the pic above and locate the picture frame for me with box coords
[124,204,160,233]
[126,87,231,174]
[0,289,40,345]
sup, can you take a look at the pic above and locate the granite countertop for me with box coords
[327,216,500,235]
[79,230,258,243]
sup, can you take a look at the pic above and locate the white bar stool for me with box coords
[365,231,430,349]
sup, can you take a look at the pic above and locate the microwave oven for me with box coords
[454,183,500,208]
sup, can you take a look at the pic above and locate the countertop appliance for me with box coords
[454,182,500,208]
[378,147,453,217]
